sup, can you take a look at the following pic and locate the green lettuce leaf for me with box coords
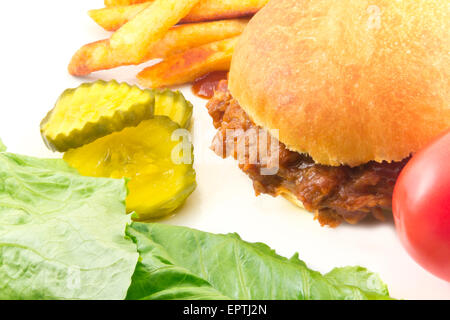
[0,145,394,300]
[0,152,139,300]
[126,223,393,300]
[0,138,6,152]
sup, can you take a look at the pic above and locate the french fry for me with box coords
[69,39,111,76]
[109,0,201,63]
[105,0,148,6]
[90,4,151,31]
[68,19,247,76]
[137,37,238,88]
[91,0,269,31]
[186,0,269,23]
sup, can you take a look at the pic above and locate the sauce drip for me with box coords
[192,71,228,99]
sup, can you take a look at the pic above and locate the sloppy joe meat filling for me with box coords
[206,80,408,227]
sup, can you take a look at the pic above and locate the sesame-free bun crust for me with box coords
[229,0,450,166]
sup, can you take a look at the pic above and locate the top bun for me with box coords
[229,0,450,166]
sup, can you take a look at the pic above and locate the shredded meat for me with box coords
[206,81,409,227]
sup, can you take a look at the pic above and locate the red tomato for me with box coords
[393,129,450,282]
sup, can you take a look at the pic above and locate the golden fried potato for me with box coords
[105,0,149,6]
[109,0,201,63]
[186,0,269,23]
[137,37,238,88]
[91,0,269,31]
[69,39,111,76]
[90,4,149,31]
[68,19,247,76]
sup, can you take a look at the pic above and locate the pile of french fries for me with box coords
[69,0,269,88]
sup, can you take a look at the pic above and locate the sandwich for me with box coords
[206,0,450,226]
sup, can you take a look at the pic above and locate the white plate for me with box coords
[0,0,448,300]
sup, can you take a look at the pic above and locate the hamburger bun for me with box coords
[229,0,450,167]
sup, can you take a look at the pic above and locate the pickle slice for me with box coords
[41,80,155,152]
[63,116,196,220]
[154,89,193,128]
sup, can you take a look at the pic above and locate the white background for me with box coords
[0,1,448,299]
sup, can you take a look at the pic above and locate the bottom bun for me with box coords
[281,192,305,209]
[281,192,343,227]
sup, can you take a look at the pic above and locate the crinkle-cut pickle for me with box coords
[63,116,196,220]
[41,80,155,152]
[154,89,193,128]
